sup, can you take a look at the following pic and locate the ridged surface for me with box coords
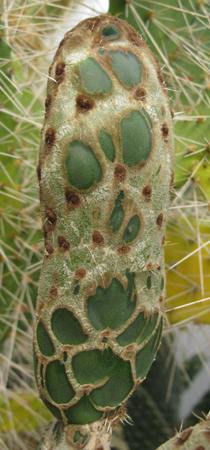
[34,14,174,426]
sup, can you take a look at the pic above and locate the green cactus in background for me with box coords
[33,14,174,447]
[0,18,43,347]
[156,415,210,450]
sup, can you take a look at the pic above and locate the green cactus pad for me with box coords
[45,360,75,404]
[99,130,116,162]
[123,214,141,243]
[109,50,142,86]
[102,24,120,40]
[65,141,102,190]
[37,321,55,356]
[86,270,136,330]
[110,190,125,233]
[121,110,152,167]
[35,14,174,426]
[64,395,103,425]
[51,308,88,345]
[79,57,112,94]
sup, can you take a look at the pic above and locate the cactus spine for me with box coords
[33,13,174,448]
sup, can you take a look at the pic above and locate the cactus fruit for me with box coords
[33,12,174,442]
[156,415,210,450]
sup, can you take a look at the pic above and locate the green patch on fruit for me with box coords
[79,57,112,94]
[37,321,55,356]
[156,165,161,176]
[43,399,63,422]
[72,348,116,384]
[117,312,159,347]
[73,280,80,295]
[142,108,153,128]
[51,308,88,345]
[45,360,75,404]
[109,50,142,87]
[65,140,102,190]
[40,364,44,388]
[116,311,147,346]
[110,190,125,233]
[33,346,38,386]
[98,47,105,55]
[102,24,120,40]
[53,421,62,444]
[87,270,136,330]
[64,394,103,424]
[73,430,88,444]
[138,313,159,345]
[147,275,151,290]
[121,110,152,167]
[123,214,141,243]
[99,130,116,162]
[136,318,163,379]
[63,351,68,362]
[90,357,133,408]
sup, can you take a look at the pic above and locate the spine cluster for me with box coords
[34,14,174,430]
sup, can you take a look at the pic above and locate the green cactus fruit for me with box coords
[33,14,174,427]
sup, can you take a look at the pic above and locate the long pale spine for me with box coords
[34,14,174,448]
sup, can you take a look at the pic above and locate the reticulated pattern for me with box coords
[34,14,174,425]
